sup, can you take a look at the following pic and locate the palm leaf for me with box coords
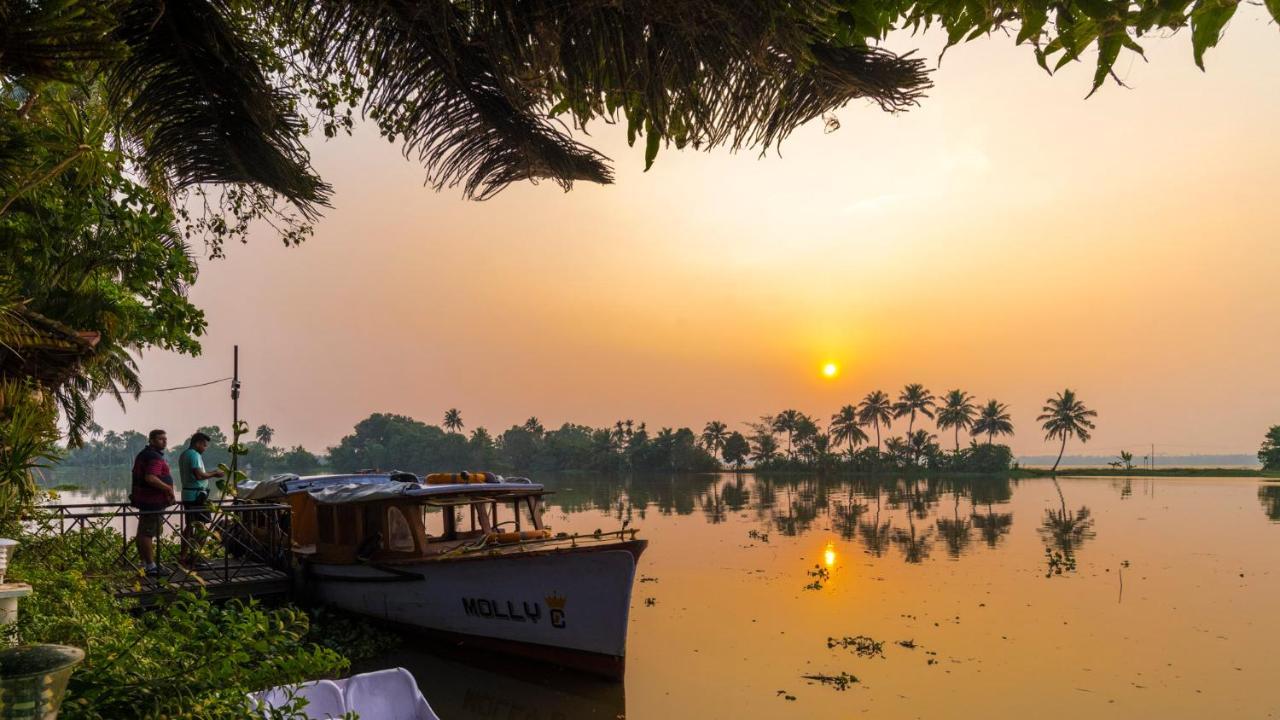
[0,0,123,83]
[106,0,329,214]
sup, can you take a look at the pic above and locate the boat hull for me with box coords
[303,541,645,679]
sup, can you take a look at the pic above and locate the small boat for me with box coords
[252,666,439,719]
[240,472,646,679]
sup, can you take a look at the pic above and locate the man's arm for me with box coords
[143,458,175,500]
[143,472,175,500]
[195,467,224,479]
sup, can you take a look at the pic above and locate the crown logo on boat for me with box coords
[545,592,567,610]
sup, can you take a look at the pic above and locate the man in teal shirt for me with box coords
[178,432,223,568]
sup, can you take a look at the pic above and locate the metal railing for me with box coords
[32,501,293,591]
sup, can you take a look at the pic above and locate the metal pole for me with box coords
[232,345,240,430]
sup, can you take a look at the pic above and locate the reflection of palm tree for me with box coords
[857,391,893,451]
[1039,477,1096,565]
[857,487,892,556]
[893,384,936,436]
[701,478,727,524]
[972,505,1013,547]
[832,481,868,540]
[1038,389,1097,473]
[891,477,934,563]
[935,491,972,558]
[972,400,1014,444]
[936,389,977,451]
[892,516,934,564]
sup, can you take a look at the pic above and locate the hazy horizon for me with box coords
[90,16,1280,458]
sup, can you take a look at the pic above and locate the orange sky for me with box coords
[93,15,1280,456]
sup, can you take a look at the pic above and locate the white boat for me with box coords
[240,472,646,679]
[253,666,439,719]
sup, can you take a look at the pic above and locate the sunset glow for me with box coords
[822,363,840,379]
[89,16,1280,458]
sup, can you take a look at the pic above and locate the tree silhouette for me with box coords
[700,420,730,457]
[1038,389,1097,473]
[857,391,893,451]
[936,390,977,452]
[893,384,936,436]
[772,409,804,458]
[830,405,869,457]
[443,408,464,432]
[972,400,1014,445]
[255,424,274,445]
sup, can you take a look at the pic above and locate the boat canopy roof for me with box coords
[239,472,544,505]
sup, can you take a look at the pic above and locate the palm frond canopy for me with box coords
[281,0,930,198]
[1038,389,1097,441]
[107,0,329,213]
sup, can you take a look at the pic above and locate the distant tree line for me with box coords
[60,424,322,477]
[61,387,1096,479]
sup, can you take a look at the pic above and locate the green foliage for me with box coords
[0,380,62,531]
[1259,426,1280,471]
[0,86,206,443]
[9,528,348,720]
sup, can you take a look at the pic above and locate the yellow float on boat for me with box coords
[484,529,552,544]
[425,471,498,485]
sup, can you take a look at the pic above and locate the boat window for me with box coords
[387,507,415,552]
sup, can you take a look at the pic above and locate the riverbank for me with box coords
[1013,467,1273,478]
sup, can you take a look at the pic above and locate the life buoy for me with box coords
[425,471,498,485]
[484,529,551,544]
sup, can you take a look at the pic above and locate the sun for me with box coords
[822,362,839,379]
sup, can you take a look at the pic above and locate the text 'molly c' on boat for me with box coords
[238,471,646,679]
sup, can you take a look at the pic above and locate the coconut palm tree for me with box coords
[935,390,977,451]
[892,384,936,436]
[1037,389,1097,473]
[771,409,804,459]
[750,433,780,466]
[443,408,464,433]
[857,391,893,450]
[906,429,938,466]
[255,424,275,445]
[972,400,1014,445]
[829,405,869,456]
[700,420,730,457]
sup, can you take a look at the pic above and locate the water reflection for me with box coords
[1259,484,1280,521]
[539,473,1021,564]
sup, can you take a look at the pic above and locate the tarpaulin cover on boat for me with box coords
[308,479,543,505]
[240,473,402,501]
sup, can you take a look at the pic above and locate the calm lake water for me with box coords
[58,473,1280,719]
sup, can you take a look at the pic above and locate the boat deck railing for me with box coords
[459,527,641,555]
[32,501,294,605]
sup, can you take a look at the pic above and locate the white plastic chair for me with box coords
[343,667,440,720]
[254,678,347,719]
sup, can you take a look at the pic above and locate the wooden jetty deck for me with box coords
[118,559,293,606]
[39,501,295,606]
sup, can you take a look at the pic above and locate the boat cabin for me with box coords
[240,473,553,565]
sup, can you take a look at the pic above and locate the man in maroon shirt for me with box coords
[130,429,175,575]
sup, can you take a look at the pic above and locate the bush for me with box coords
[10,527,350,720]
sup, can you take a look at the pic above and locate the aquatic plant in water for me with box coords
[802,672,860,691]
[826,636,885,658]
